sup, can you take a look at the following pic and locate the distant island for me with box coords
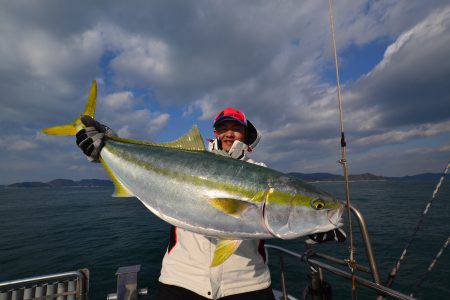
[5,179,113,188]
[2,172,443,188]
[289,172,442,182]
[289,172,385,182]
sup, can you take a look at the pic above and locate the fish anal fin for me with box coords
[209,198,253,218]
[211,239,242,267]
[101,159,134,198]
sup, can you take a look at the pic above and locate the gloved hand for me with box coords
[209,139,251,160]
[228,140,249,159]
[306,228,347,245]
[75,115,110,162]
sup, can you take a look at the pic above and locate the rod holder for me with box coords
[107,265,148,300]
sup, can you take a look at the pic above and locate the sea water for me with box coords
[0,180,449,299]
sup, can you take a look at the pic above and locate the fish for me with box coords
[42,80,343,266]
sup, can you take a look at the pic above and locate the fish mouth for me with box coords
[327,206,344,227]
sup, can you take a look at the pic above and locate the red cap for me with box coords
[213,107,247,128]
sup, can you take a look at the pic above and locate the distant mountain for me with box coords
[388,173,442,181]
[349,173,386,181]
[77,179,113,187]
[289,172,443,182]
[7,179,113,188]
[288,172,386,182]
[8,181,50,187]
[47,179,76,186]
[5,172,443,187]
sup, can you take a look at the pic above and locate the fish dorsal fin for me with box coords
[159,125,205,151]
[108,125,206,151]
[211,239,242,267]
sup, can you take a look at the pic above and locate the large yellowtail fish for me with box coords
[43,81,343,266]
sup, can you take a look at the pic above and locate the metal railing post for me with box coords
[279,254,288,300]
[349,205,381,285]
[264,245,414,300]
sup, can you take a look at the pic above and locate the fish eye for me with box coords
[311,199,325,210]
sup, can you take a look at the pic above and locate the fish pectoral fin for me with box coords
[101,159,134,198]
[211,239,242,267]
[209,198,254,218]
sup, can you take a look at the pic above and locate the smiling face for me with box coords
[214,120,246,152]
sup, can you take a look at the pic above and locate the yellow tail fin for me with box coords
[41,80,97,136]
[41,80,134,198]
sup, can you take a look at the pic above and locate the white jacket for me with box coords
[159,141,271,299]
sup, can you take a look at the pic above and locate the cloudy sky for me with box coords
[1,0,449,184]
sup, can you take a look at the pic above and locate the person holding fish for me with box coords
[75,107,345,300]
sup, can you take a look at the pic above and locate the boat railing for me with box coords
[265,205,415,300]
[0,269,89,300]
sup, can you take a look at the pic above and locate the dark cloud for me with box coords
[1,1,450,183]
[346,7,450,129]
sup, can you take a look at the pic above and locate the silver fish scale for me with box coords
[100,139,339,239]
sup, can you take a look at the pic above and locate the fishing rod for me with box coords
[385,161,450,288]
[327,0,358,298]
[410,236,450,297]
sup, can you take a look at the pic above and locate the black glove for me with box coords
[76,115,109,162]
[306,228,347,244]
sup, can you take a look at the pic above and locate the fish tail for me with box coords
[41,80,97,136]
[41,80,132,198]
